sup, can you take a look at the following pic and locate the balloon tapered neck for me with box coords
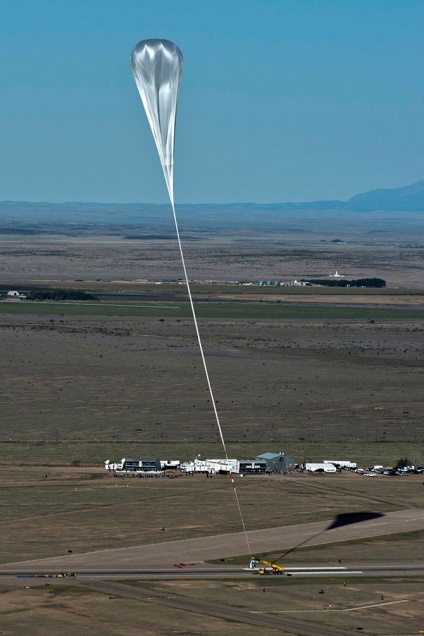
[162,163,174,205]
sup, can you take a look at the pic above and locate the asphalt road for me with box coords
[1,565,424,579]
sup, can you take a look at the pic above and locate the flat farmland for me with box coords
[1,299,424,319]
[0,310,422,447]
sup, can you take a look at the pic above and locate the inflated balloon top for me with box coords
[130,39,183,204]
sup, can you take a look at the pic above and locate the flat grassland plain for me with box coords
[1,224,423,634]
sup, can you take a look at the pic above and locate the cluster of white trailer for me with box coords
[105,457,358,476]
[179,458,239,474]
[105,457,262,475]
[105,459,179,473]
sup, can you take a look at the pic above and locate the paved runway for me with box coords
[1,507,423,572]
[1,565,423,580]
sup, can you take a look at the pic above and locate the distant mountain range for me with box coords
[346,179,424,212]
[0,180,423,233]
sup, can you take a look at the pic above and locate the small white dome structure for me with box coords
[6,290,26,299]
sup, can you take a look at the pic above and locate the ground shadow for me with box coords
[270,512,385,564]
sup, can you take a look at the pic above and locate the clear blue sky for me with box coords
[1,0,423,203]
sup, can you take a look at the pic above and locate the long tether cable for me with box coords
[170,198,252,558]
[130,38,252,561]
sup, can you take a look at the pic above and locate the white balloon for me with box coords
[130,39,183,204]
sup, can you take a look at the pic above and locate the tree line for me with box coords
[302,278,386,288]
[27,289,96,301]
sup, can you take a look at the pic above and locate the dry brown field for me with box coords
[1,229,422,448]
[1,229,423,287]
[0,313,422,449]
[1,466,423,565]
[0,584,283,636]
[0,231,423,635]
[125,577,424,635]
[1,576,423,635]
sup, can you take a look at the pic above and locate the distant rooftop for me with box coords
[256,452,284,460]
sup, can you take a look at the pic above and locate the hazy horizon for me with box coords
[1,177,424,212]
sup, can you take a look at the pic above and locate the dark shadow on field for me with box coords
[271,512,384,564]
[327,511,384,530]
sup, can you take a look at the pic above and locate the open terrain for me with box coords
[0,583,285,636]
[0,220,423,634]
[1,466,423,565]
[0,311,422,447]
[4,440,422,636]
[0,220,422,446]
[2,575,424,636]
[121,577,424,635]
[0,230,424,286]
[2,514,424,635]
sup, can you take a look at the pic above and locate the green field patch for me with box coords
[0,300,423,319]
[32,280,424,296]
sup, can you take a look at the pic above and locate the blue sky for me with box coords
[0,0,423,203]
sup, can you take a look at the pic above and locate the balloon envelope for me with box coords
[130,39,183,203]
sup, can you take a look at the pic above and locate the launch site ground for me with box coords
[1,453,423,634]
[1,505,423,636]
[1,466,424,564]
[1,494,424,635]
[0,228,423,634]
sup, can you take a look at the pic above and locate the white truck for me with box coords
[323,460,357,469]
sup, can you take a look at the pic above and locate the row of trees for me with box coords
[302,277,386,288]
[27,289,96,301]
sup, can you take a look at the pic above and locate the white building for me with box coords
[306,462,337,473]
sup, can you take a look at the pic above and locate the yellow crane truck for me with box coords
[252,558,285,575]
